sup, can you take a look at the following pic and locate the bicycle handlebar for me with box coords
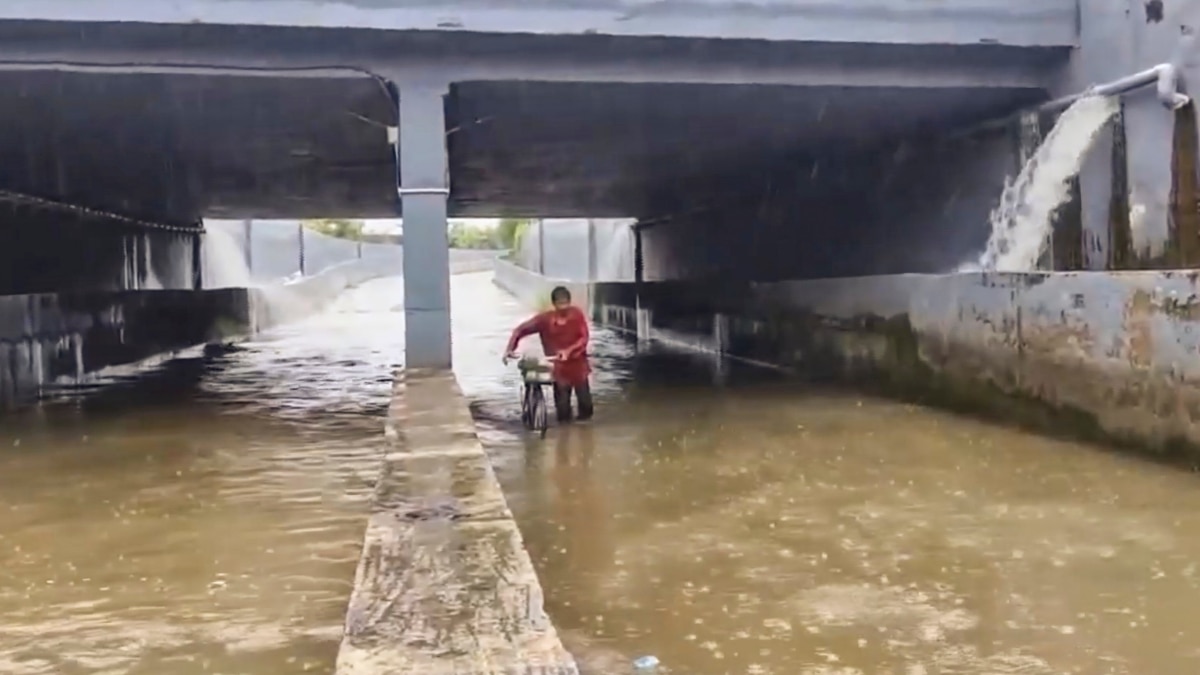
[516,356,554,367]
[506,352,591,371]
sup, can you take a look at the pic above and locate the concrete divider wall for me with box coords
[246,257,394,333]
[587,271,1200,460]
[493,257,591,311]
[246,252,498,334]
[335,369,578,674]
[206,219,501,282]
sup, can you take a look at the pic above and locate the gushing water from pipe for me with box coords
[962,96,1119,272]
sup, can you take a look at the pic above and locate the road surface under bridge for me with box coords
[0,272,1195,674]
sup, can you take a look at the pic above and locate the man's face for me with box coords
[552,297,571,314]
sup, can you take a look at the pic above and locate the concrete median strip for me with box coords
[336,368,579,675]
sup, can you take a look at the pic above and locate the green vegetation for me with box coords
[301,217,533,250]
[447,221,499,249]
[495,218,531,251]
[302,219,364,240]
[447,218,533,250]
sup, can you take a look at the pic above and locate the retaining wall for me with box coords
[205,219,501,283]
[492,257,590,311]
[0,253,403,408]
[0,287,253,408]
[510,219,636,282]
[584,270,1200,462]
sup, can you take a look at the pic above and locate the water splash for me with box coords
[202,223,324,329]
[969,95,1118,272]
[594,219,637,281]
[202,223,254,289]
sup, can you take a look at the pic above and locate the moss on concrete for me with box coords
[730,303,1200,469]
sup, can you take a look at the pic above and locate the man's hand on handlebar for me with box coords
[503,351,570,366]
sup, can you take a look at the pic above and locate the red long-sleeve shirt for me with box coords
[505,306,591,386]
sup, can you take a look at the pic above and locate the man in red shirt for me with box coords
[503,286,593,422]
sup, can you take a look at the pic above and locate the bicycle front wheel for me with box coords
[531,385,549,439]
[520,384,533,429]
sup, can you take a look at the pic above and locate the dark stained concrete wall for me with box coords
[0,252,405,409]
[640,123,1019,281]
[0,288,252,408]
[1065,0,1200,269]
[0,202,198,294]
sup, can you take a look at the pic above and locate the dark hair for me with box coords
[550,286,572,303]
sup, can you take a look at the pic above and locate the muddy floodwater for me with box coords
[0,272,1199,674]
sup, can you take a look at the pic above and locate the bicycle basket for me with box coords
[518,357,554,384]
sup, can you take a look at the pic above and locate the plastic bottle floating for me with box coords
[632,655,660,671]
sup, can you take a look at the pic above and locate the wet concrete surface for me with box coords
[1,272,1200,674]
[334,369,577,674]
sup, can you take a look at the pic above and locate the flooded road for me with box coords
[0,272,1198,674]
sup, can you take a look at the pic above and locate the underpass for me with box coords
[4,2,1200,673]
[2,272,1197,674]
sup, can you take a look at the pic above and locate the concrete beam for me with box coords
[0,41,1052,90]
[0,0,1077,48]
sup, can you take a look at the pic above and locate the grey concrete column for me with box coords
[633,225,644,285]
[536,219,546,275]
[1071,0,1200,268]
[242,219,253,273]
[398,82,452,370]
[1124,105,1174,264]
[633,224,647,339]
[298,222,306,276]
[1079,122,1115,269]
[586,218,598,281]
[192,229,203,290]
[713,313,729,354]
[1070,0,1135,270]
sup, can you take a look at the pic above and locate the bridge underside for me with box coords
[0,27,1060,222]
[448,78,1046,218]
[0,24,1069,372]
[0,68,1049,221]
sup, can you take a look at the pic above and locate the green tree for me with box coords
[448,220,507,249]
[302,219,364,240]
[495,218,531,250]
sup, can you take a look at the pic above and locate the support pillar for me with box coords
[537,219,546,275]
[586,218,598,281]
[192,227,203,290]
[633,224,649,341]
[1080,121,1115,269]
[298,222,306,276]
[1125,103,1175,266]
[634,225,644,285]
[398,82,452,370]
[242,219,253,273]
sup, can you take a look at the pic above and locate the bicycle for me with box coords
[513,355,555,438]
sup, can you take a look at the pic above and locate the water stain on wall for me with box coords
[1145,0,1165,23]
